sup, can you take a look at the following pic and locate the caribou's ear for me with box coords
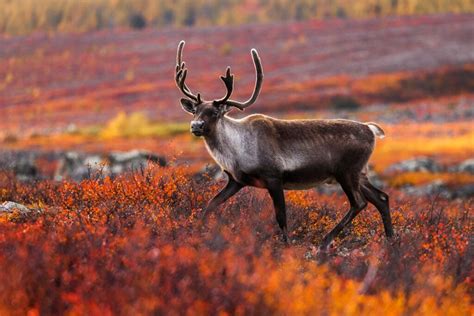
[180,98,195,114]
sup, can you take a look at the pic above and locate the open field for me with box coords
[0,167,472,314]
[1,14,473,136]
[1,12,473,315]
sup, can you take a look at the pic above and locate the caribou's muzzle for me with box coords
[190,120,205,136]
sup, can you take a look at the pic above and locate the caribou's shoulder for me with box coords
[237,114,275,130]
[240,113,273,122]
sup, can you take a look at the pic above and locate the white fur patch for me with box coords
[367,123,385,139]
[204,118,260,178]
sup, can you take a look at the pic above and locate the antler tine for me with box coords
[177,69,200,101]
[214,66,234,104]
[225,49,263,110]
[175,40,201,102]
[176,40,184,66]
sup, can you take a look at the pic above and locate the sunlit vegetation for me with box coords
[0,3,472,313]
[389,172,474,187]
[372,122,474,171]
[0,167,471,314]
[2,14,472,136]
[100,111,188,139]
[1,0,473,35]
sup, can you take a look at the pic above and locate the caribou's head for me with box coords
[175,41,263,137]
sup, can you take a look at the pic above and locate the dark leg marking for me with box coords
[204,172,243,218]
[320,173,367,250]
[360,177,394,238]
[267,179,289,243]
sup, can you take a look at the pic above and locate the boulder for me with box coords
[402,180,451,198]
[456,159,474,174]
[451,184,474,199]
[0,201,42,221]
[401,181,474,199]
[0,201,31,215]
[108,150,166,176]
[386,157,442,173]
[193,164,223,182]
[366,169,386,189]
[316,184,343,195]
[11,152,38,181]
[55,151,109,181]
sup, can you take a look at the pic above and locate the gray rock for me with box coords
[402,180,451,198]
[108,150,166,176]
[451,184,474,199]
[0,201,31,215]
[55,150,166,181]
[0,150,66,180]
[457,159,474,174]
[55,151,110,181]
[401,181,474,199]
[367,169,386,188]
[386,157,442,173]
[193,164,223,182]
[10,152,38,181]
[316,184,343,195]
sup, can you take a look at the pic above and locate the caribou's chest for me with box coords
[205,140,261,185]
[206,145,236,174]
[204,126,258,173]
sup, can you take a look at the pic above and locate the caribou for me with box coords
[174,41,394,250]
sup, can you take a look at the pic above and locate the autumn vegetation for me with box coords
[0,5,473,314]
[0,166,472,314]
[1,14,473,138]
[1,0,473,35]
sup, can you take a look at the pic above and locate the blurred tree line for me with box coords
[1,0,473,35]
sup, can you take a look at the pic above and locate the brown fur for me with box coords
[175,41,394,250]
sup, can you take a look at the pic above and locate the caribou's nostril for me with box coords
[191,121,205,130]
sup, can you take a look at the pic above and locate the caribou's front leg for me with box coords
[203,171,243,218]
[267,179,289,243]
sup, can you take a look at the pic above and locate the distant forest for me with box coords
[1,0,473,35]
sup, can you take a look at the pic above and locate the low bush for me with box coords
[0,167,471,314]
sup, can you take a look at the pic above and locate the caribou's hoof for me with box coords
[274,233,290,245]
[316,242,337,262]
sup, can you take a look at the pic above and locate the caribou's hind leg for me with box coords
[319,173,367,251]
[360,176,394,238]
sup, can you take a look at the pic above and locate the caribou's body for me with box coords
[175,41,394,250]
[204,115,382,190]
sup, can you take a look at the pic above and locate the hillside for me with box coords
[1,14,473,137]
[0,12,473,315]
[1,0,473,35]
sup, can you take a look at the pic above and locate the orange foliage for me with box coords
[389,172,474,187]
[0,166,472,314]
[371,121,474,172]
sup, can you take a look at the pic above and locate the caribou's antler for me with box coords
[175,41,201,103]
[175,41,263,110]
[213,67,234,105]
[225,49,263,110]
